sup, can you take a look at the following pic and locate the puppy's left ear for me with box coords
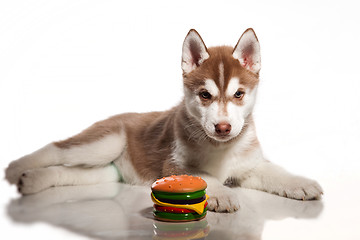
[233,28,261,74]
[182,29,209,74]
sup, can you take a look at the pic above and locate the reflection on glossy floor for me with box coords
[7,182,323,240]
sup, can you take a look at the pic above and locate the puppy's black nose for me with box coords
[215,122,231,136]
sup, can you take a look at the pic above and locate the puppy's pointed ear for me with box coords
[233,28,261,74]
[182,29,209,74]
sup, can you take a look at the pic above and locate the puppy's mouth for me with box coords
[203,129,234,143]
[212,135,233,142]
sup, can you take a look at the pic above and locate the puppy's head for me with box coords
[182,29,260,143]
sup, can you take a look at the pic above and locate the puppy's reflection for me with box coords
[8,183,154,239]
[7,183,323,240]
[206,188,323,240]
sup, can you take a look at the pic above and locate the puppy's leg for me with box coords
[6,116,126,184]
[161,163,240,213]
[239,161,323,200]
[18,165,119,195]
[198,175,241,213]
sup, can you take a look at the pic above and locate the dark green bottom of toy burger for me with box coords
[154,208,208,222]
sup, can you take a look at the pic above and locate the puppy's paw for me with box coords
[279,176,323,201]
[207,187,240,212]
[6,160,26,185]
[17,169,55,195]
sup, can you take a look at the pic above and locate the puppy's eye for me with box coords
[200,91,212,100]
[234,90,245,99]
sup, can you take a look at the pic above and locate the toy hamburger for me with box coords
[151,175,208,222]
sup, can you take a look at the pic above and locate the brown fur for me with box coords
[54,107,182,180]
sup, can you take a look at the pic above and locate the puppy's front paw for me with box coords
[17,169,55,195]
[280,176,323,201]
[207,187,240,212]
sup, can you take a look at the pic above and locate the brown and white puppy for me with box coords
[5,29,323,212]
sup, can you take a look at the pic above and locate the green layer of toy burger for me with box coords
[151,175,208,222]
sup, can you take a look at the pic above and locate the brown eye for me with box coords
[234,90,245,99]
[200,91,212,100]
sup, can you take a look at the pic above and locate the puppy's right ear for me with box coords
[181,29,209,74]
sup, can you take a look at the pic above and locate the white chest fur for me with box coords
[173,126,264,183]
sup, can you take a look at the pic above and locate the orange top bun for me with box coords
[151,175,207,193]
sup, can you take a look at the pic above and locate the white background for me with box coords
[1,0,359,239]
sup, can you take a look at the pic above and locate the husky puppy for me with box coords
[6,29,323,212]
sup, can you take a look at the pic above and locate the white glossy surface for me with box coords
[2,174,360,239]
